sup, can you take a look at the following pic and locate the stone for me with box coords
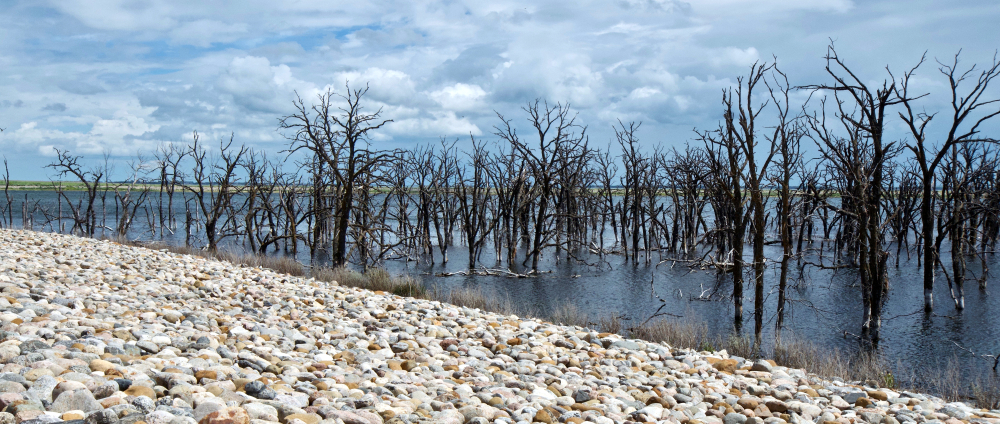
[27,375,58,403]
[125,386,157,399]
[283,414,320,424]
[62,412,86,421]
[130,397,156,415]
[193,403,226,422]
[90,359,116,373]
[725,412,748,424]
[713,359,738,374]
[86,409,119,424]
[50,390,103,414]
[18,340,49,354]
[242,404,277,422]
[92,383,118,400]
[534,409,554,423]
[860,412,885,424]
[197,408,249,424]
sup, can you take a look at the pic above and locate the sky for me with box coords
[1,0,999,180]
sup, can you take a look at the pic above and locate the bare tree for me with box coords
[280,84,394,267]
[765,66,804,342]
[153,143,188,235]
[801,42,918,344]
[896,51,1000,311]
[457,137,497,268]
[112,156,151,239]
[495,100,589,271]
[1,158,11,229]
[185,131,248,252]
[46,149,106,237]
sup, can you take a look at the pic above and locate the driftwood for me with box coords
[432,266,549,278]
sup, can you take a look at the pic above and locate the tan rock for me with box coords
[89,359,115,373]
[198,407,250,424]
[124,385,156,399]
[866,390,888,401]
[713,359,738,374]
[533,409,554,423]
[284,413,321,424]
[62,411,86,420]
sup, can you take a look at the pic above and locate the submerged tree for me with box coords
[802,43,919,345]
[46,149,106,237]
[280,84,394,267]
[896,51,1000,311]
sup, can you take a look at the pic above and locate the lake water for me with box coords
[4,189,997,388]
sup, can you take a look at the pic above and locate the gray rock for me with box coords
[193,403,225,422]
[50,389,103,413]
[0,381,24,393]
[611,340,641,350]
[18,340,48,354]
[938,406,969,420]
[130,396,156,414]
[0,346,20,363]
[92,383,118,400]
[860,411,885,424]
[137,341,160,354]
[27,375,58,402]
[86,409,119,424]
[572,389,591,403]
[144,411,175,424]
[118,414,147,424]
[243,403,278,421]
[725,412,748,424]
[843,392,866,404]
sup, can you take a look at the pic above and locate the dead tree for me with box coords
[801,43,917,344]
[723,61,779,347]
[765,66,804,342]
[185,131,248,252]
[430,139,460,264]
[496,100,589,271]
[457,137,497,268]
[616,120,649,264]
[46,149,106,237]
[112,157,151,239]
[153,143,188,236]
[896,51,1000,311]
[280,84,393,267]
[701,97,749,333]
[1,159,11,229]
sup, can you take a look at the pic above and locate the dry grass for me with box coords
[433,285,523,316]
[117,239,307,276]
[310,266,428,298]
[548,303,590,328]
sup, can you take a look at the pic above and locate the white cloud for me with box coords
[386,112,482,137]
[329,68,418,105]
[217,56,306,114]
[47,0,177,31]
[11,109,160,156]
[0,0,991,180]
[430,83,488,112]
[169,20,248,47]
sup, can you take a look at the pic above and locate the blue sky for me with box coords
[1,0,999,179]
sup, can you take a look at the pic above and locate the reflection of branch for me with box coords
[881,307,925,322]
[952,341,1000,371]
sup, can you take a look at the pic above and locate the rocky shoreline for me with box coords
[0,229,993,424]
